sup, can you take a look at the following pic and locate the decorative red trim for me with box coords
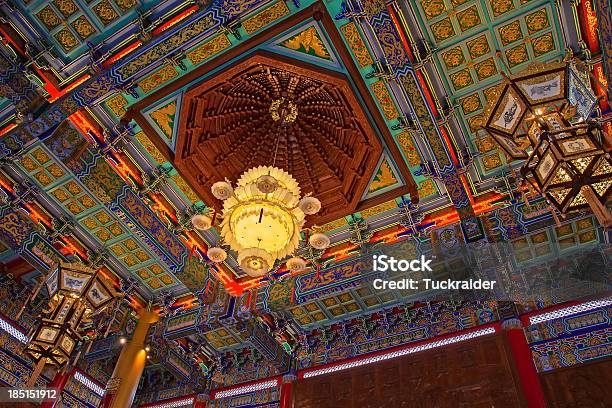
[210,376,281,399]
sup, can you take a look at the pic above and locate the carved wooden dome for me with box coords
[176,53,383,224]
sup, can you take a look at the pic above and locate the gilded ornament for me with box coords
[93,0,119,25]
[187,35,231,66]
[420,0,446,20]
[476,135,496,153]
[71,16,96,40]
[371,81,399,120]
[506,44,529,68]
[532,33,555,56]
[418,179,437,199]
[118,15,215,78]
[498,20,523,46]
[491,0,515,17]
[280,27,331,60]
[242,2,289,35]
[461,94,482,115]
[456,6,481,32]
[136,131,166,164]
[115,0,137,12]
[474,58,497,81]
[139,65,178,94]
[450,69,474,90]
[525,8,550,34]
[340,22,374,68]
[37,6,61,29]
[368,160,398,192]
[149,101,177,140]
[442,47,465,69]
[359,200,397,219]
[363,0,386,19]
[482,152,503,170]
[105,94,128,117]
[399,75,450,166]
[54,28,79,52]
[466,35,490,59]
[430,18,455,43]
[397,131,422,166]
[53,0,78,18]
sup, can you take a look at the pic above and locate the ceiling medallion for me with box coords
[205,166,324,277]
[269,97,298,125]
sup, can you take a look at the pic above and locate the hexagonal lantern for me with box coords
[521,124,612,223]
[25,262,118,369]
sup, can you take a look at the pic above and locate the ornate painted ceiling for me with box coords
[0,0,610,401]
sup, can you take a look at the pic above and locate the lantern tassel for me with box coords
[550,207,562,227]
[26,359,46,388]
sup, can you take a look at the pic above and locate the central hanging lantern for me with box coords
[207,166,322,277]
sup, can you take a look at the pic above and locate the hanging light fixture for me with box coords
[482,57,611,226]
[208,166,323,277]
[25,262,118,383]
[206,91,327,277]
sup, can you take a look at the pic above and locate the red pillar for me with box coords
[41,367,73,408]
[279,374,295,408]
[193,392,209,408]
[503,319,547,408]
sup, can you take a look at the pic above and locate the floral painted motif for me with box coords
[340,22,373,68]
[280,26,331,60]
[525,8,550,34]
[482,152,503,170]
[476,134,497,153]
[442,46,465,69]
[418,179,437,198]
[115,0,137,12]
[136,132,167,164]
[368,159,399,193]
[360,200,397,218]
[466,35,490,59]
[430,18,455,43]
[457,6,481,32]
[149,100,177,140]
[105,94,128,117]
[397,131,422,166]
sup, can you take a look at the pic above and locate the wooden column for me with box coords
[193,392,209,408]
[101,308,158,408]
[502,318,548,408]
[280,374,295,408]
[40,366,73,408]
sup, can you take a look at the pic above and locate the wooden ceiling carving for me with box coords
[175,53,381,224]
[126,4,418,225]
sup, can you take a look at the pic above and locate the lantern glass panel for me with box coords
[485,85,528,136]
[514,65,567,107]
